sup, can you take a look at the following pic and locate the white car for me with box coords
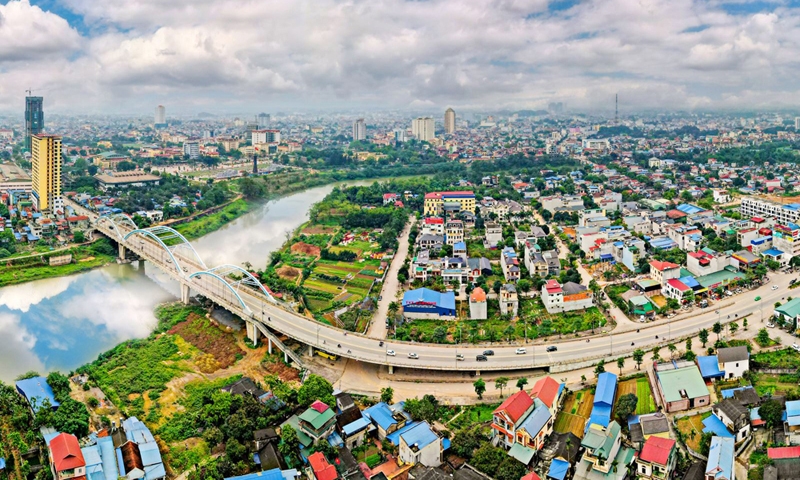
[408,352,419,359]
[766,323,775,328]
[792,343,800,352]
[386,350,396,356]
[772,285,779,290]
[516,348,527,355]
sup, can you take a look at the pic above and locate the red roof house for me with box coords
[530,376,562,413]
[649,260,680,272]
[491,390,535,447]
[521,473,541,480]
[308,452,338,480]
[767,446,800,460]
[639,436,675,466]
[49,433,86,476]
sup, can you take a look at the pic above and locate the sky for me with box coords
[1,0,800,115]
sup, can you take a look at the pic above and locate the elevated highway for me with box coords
[92,213,795,374]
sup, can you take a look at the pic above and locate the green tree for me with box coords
[667,343,677,359]
[615,393,638,422]
[759,399,783,429]
[496,457,528,480]
[712,321,723,340]
[380,387,394,404]
[503,325,515,341]
[279,424,300,465]
[46,371,71,403]
[699,328,709,347]
[432,327,447,344]
[517,279,532,293]
[633,349,645,370]
[450,425,483,458]
[616,357,625,375]
[52,399,90,438]
[516,378,528,391]
[729,322,739,336]
[495,377,509,398]
[743,318,748,331]
[594,359,606,378]
[685,338,692,353]
[225,438,249,463]
[756,328,771,346]
[698,432,713,456]
[297,374,335,408]
[473,378,486,399]
[404,395,439,423]
[471,443,506,476]
[492,280,502,294]
[73,230,85,243]
[651,346,661,363]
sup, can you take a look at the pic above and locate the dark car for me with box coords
[476,354,488,361]
[546,346,558,352]
[483,350,495,356]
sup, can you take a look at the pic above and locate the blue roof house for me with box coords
[364,402,409,440]
[705,437,734,480]
[402,288,456,319]
[398,421,442,468]
[15,376,60,412]
[586,372,617,432]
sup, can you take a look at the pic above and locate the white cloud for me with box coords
[3,0,800,112]
[0,276,76,313]
[0,312,44,382]
[0,0,81,62]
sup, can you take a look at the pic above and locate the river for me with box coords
[0,180,377,382]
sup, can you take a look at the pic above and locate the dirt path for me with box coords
[367,215,415,338]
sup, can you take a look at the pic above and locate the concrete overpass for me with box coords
[92,213,796,374]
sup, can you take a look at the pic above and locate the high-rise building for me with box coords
[394,129,408,143]
[252,129,281,144]
[412,117,435,142]
[352,119,366,141]
[183,140,200,159]
[795,117,800,131]
[25,96,44,150]
[31,134,63,212]
[444,108,456,134]
[155,105,166,128]
[257,113,271,128]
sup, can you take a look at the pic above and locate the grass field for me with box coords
[754,373,800,396]
[554,389,595,438]
[616,377,657,415]
[676,412,710,452]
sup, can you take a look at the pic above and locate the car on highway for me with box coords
[408,352,418,359]
[766,323,775,328]
[546,346,558,352]
[456,354,465,361]
[483,350,495,356]
[515,348,527,355]
[793,343,800,352]
[386,350,396,356]
[476,354,488,361]
[772,285,779,290]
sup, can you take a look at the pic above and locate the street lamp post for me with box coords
[755,296,763,323]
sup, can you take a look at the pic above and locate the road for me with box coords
[90,211,798,373]
[367,216,415,338]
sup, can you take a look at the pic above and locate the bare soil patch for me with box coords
[277,265,302,280]
[302,225,337,235]
[291,241,321,257]
[169,313,244,371]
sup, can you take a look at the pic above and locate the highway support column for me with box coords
[388,365,394,375]
[180,284,191,304]
[246,322,261,346]
[118,244,126,261]
[307,345,314,356]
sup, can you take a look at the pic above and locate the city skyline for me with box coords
[3,0,800,115]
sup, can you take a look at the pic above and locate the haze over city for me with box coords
[2,0,800,114]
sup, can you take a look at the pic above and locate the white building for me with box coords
[444,108,456,134]
[712,400,750,443]
[713,190,731,204]
[541,280,593,314]
[717,346,749,380]
[398,422,442,467]
[182,141,199,159]
[469,288,488,320]
[154,105,166,126]
[352,119,366,141]
[412,117,435,142]
[740,197,800,225]
[252,129,281,144]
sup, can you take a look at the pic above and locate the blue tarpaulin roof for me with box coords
[15,377,60,410]
[402,288,456,310]
[594,372,617,407]
[697,356,725,379]
[763,248,784,257]
[721,386,754,399]
[587,405,612,430]
[679,276,701,289]
[342,416,371,436]
[363,402,398,431]
[385,421,421,446]
[225,469,285,480]
[548,459,571,480]
[702,415,734,438]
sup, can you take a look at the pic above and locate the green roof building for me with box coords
[775,298,800,331]
[629,295,655,316]
[656,365,710,413]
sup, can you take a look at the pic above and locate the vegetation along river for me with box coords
[0,180,377,381]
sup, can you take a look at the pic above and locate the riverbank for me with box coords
[173,198,250,240]
[0,238,117,288]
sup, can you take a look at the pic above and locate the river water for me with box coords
[0,180,376,382]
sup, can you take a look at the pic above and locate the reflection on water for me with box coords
[191,181,374,267]
[0,179,377,381]
[0,264,176,382]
